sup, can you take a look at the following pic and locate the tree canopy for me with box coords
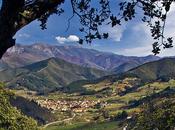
[0,83,39,130]
[129,99,175,130]
[0,0,174,58]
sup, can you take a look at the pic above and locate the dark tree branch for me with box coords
[0,0,64,59]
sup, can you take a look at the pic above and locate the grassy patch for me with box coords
[45,121,122,130]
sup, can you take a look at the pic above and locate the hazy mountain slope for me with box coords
[0,58,108,92]
[1,43,160,72]
[101,58,175,83]
[126,58,175,82]
[112,61,140,74]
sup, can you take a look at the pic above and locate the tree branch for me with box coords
[0,0,64,58]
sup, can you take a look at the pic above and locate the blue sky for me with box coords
[1,1,175,56]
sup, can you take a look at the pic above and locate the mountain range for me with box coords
[0,57,108,93]
[66,58,175,95]
[1,43,160,73]
[0,43,164,93]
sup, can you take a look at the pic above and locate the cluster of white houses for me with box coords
[36,99,102,113]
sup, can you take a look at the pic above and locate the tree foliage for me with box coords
[0,0,174,58]
[0,83,39,130]
[71,0,174,55]
[114,110,128,121]
[129,99,175,130]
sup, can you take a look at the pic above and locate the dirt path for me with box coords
[43,113,76,129]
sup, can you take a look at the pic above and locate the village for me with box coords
[35,99,105,113]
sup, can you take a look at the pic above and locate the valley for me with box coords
[1,44,175,130]
[12,77,175,130]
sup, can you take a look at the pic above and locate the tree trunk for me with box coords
[0,0,25,58]
[0,18,16,59]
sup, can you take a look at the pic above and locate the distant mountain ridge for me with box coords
[1,43,160,73]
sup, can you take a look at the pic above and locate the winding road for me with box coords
[43,113,76,129]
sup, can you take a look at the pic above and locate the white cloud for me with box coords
[55,35,79,44]
[124,4,175,57]
[117,42,175,57]
[117,45,152,56]
[111,27,124,42]
[168,2,175,14]
[160,47,175,57]
[132,23,150,36]
[117,44,175,57]
[100,25,125,42]
[164,4,175,38]
[18,33,30,38]
[67,35,79,42]
[55,36,67,44]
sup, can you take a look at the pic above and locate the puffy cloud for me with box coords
[110,27,124,42]
[100,25,125,42]
[55,36,67,44]
[67,35,79,42]
[55,35,79,44]
[132,23,150,36]
[120,4,175,57]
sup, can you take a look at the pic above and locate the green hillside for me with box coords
[46,121,122,130]
[50,58,175,101]
[0,83,39,130]
[70,58,175,95]
[10,96,56,125]
[0,58,108,93]
[127,58,175,82]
